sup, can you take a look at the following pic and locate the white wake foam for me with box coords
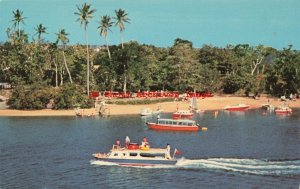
[90,158,300,176]
[90,160,118,166]
[175,158,300,176]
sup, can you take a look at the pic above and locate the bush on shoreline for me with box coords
[7,83,93,110]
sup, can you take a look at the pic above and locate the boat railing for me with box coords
[112,144,126,151]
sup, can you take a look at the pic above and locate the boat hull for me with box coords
[147,122,199,132]
[275,106,292,114]
[225,105,249,111]
[275,110,292,114]
[94,157,177,166]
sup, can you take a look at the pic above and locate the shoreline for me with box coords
[0,96,299,117]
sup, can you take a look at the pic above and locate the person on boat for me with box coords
[115,139,121,149]
[166,144,170,152]
[156,114,160,123]
[125,136,130,148]
[166,144,171,159]
[141,137,149,147]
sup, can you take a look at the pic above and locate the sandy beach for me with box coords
[0,96,299,117]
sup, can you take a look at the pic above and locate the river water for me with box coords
[0,109,299,188]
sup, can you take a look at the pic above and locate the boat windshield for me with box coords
[140,153,165,158]
[158,119,195,126]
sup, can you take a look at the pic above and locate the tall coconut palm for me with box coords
[98,15,114,60]
[113,9,130,49]
[114,9,130,94]
[56,29,73,84]
[34,24,47,44]
[74,3,96,96]
[11,9,26,38]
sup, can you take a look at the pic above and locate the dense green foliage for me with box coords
[7,83,93,110]
[1,7,300,109]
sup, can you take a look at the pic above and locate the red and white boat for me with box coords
[147,118,200,132]
[275,106,292,114]
[224,104,250,111]
[172,110,194,119]
[92,139,179,167]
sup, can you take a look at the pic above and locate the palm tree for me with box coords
[74,3,96,96]
[56,29,73,84]
[34,24,47,44]
[113,9,130,94]
[11,9,26,38]
[113,9,130,49]
[98,15,114,60]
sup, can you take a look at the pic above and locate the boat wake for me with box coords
[90,160,118,166]
[175,158,300,176]
[90,158,300,176]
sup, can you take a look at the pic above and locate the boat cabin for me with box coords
[108,144,171,160]
[157,118,196,126]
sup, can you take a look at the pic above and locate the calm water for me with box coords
[0,110,299,188]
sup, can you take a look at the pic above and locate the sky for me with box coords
[0,0,299,49]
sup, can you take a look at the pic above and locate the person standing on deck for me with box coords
[115,139,121,149]
[166,144,171,159]
[125,136,130,148]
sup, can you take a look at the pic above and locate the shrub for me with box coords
[8,83,93,110]
[8,83,54,110]
[53,84,93,109]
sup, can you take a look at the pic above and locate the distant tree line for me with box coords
[1,5,300,109]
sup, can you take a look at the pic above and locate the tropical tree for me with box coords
[56,29,73,84]
[113,9,130,49]
[74,3,96,96]
[11,9,26,38]
[168,38,198,91]
[45,42,59,87]
[34,24,47,44]
[98,15,114,60]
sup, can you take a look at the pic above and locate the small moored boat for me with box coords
[92,140,179,166]
[224,104,250,111]
[147,118,200,132]
[172,110,193,119]
[140,108,153,116]
[261,104,275,111]
[275,106,292,114]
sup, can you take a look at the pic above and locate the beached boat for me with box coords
[224,104,250,111]
[172,110,194,119]
[140,107,163,116]
[140,108,153,116]
[92,142,178,166]
[147,118,200,132]
[275,106,292,114]
[261,104,275,111]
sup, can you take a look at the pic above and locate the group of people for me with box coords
[115,136,150,149]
